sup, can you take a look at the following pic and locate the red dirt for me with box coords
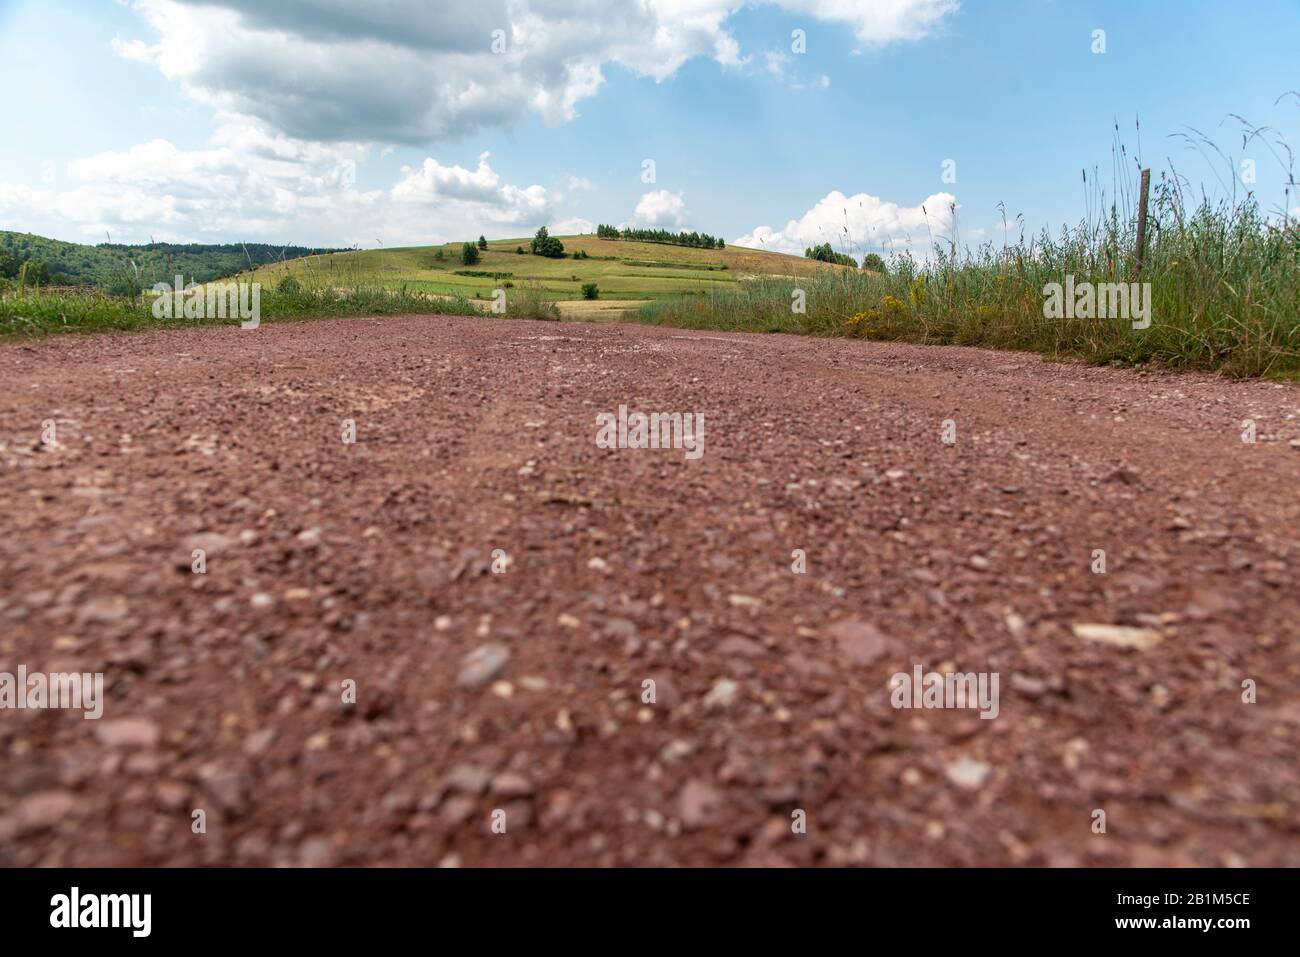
[1,314,1297,866]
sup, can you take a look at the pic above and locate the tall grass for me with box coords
[501,281,561,321]
[640,122,1300,378]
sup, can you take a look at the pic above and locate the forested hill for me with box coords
[0,230,341,293]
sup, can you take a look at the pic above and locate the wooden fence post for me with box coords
[1134,168,1151,279]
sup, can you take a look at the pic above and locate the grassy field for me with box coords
[0,282,481,338]
[239,235,845,308]
[640,189,1300,379]
[0,236,831,337]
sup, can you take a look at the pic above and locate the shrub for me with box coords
[276,274,303,295]
[582,283,599,300]
[461,242,480,266]
[861,253,887,273]
[515,246,525,254]
[477,235,488,250]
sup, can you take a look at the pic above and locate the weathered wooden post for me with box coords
[1134,168,1151,279]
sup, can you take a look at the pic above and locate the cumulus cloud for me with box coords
[631,190,688,227]
[734,190,960,261]
[549,216,595,234]
[0,119,558,246]
[114,0,959,144]
[9,1,963,244]
[793,0,961,46]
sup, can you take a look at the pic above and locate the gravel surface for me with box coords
[1,314,1298,866]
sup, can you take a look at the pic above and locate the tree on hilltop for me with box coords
[530,226,565,258]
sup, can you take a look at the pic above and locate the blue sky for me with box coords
[1,0,1296,258]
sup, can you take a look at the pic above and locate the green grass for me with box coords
[638,186,1300,379]
[0,279,482,339]
[241,235,839,304]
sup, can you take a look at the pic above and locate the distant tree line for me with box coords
[595,224,725,249]
[804,242,858,268]
[0,230,340,293]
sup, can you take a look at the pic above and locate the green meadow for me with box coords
[239,234,838,304]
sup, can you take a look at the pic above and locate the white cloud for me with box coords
[550,216,595,234]
[631,190,688,228]
[0,120,558,247]
[763,50,790,79]
[734,189,960,261]
[114,0,959,144]
[7,1,964,246]
[788,0,961,45]
[110,35,160,63]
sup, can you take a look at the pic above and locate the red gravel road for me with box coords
[1,314,1298,867]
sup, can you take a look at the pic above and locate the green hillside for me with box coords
[241,233,847,306]
[0,230,340,294]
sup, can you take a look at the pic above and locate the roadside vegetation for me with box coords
[640,122,1300,379]
[0,271,481,339]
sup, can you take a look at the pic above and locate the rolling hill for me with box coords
[240,234,852,316]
